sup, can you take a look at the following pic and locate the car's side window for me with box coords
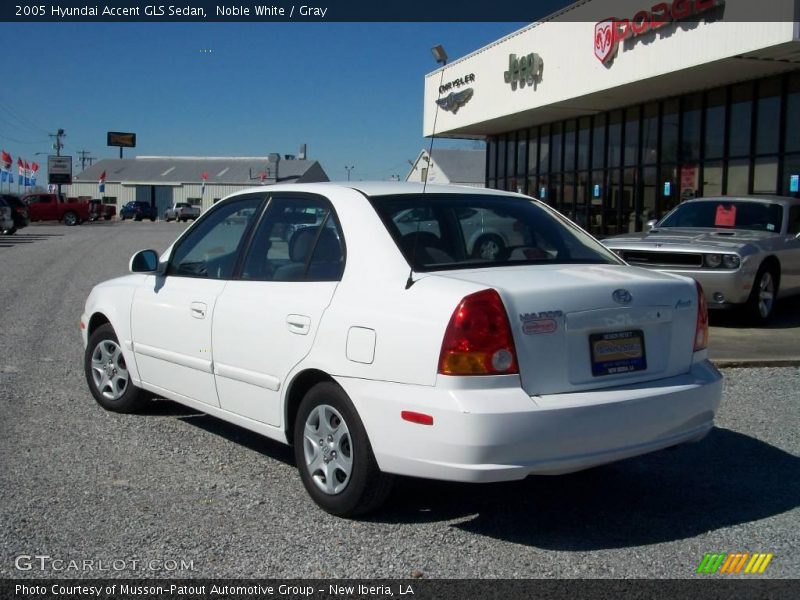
[788,206,800,235]
[168,196,262,280]
[240,196,344,282]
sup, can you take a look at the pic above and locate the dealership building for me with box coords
[424,0,800,236]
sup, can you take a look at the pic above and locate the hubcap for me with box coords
[758,272,775,319]
[90,339,129,400]
[302,404,352,495]
[479,239,500,260]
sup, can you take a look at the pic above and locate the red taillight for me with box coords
[694,280,709,351]
[438,289,519,376]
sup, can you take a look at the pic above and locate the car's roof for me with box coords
[683,195,800,207]
[225,181,524,200]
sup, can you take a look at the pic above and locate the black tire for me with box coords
[104,215,111,221]
[150,216,156,222]
[293,382,393,517]
[84,323,150,413]
[2,226,16,235]
[180,217,187,222]
[134,215,142,222]
[746,263,779,325]
[472,234,505,260]
[63,211,78,226]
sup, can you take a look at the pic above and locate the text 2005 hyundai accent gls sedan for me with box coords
[81,183,722,516]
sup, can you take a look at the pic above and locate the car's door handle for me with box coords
[190,301,207,319]
[286,314,311,335]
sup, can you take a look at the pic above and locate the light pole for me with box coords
[345,165,354,181]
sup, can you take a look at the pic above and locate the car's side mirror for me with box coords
[129,249,160,273]
[645,219,658,232]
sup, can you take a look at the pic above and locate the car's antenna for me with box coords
[406,44,448,290]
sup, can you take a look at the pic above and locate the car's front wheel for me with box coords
[294,382,392,517]
[84,323,149,413]
[747,264,779,324]
[63,211,78,226]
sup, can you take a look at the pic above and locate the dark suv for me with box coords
[0,194,30,234]
[120,201,157,222]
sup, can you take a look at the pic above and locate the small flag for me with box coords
[200,171,208,196]
[98,170,106,194]
[17,157,24,185]
[30,162,39,186]
[23,160,31,186]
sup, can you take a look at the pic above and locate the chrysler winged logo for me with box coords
[612,289,633,305]
[436,88,474,114]
[594,19,617,64]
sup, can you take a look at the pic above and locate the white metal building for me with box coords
[66,153,328,217]
[405,148,486,187]
[423,0,800,235]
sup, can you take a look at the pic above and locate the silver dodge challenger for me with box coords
[603,196,800,323]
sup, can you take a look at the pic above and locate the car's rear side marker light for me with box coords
[401,411,434,426]
[79,320,85,330]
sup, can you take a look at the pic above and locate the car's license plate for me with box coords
[590,330,647,376]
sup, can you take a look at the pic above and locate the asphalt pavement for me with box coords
[0,222,797,579]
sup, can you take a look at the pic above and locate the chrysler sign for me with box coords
[595,0,724,64]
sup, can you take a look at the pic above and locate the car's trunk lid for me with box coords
[430,264,698,395]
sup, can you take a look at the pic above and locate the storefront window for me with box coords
[608,111,622,168]
[562,171,576,219]
[642,167,657,226]
[506,133,517,179]
[517,131,528,177]
[549,172,562,208]
[487,138,497,180]
[589,170,605,235]
[642,103,659,165]
[786,73,800,153]
[564,120,576,172]
[756,78,781,156]
[539,124,550,175]
[605,169,621,237]
[681,94,702,163]
[729,83,753,157]
[703,161,723,196]
[592,114,606,170]
[661,164,680,216]
[662,100,679,164]
[624,106,640,167]
[550,122,563,174]
[578,117,591,171]
[528,128,539,178]
[753,157,778,194]
[575,170,589,229]
[727,159,750,195]
[497,134,507,182]
[705,89,726,160]
[781,153,800,196]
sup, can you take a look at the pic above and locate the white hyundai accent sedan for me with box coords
[81,182,722,516]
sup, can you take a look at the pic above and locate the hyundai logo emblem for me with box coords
[612,289,633,304]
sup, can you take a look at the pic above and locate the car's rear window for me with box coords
[369,193,619,271]
[659,200,783,232]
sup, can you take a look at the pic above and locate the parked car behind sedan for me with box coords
[81,183,722,517]
[119,201,157,222]
[0,194,30,235]
[603,196,800,323]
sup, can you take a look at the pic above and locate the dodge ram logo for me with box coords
[594,19,617,64]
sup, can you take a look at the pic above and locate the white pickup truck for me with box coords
[164,202,201,222]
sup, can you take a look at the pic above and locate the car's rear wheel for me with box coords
[84,323,149,413]
[63,211,78,226]
[746,264,779,324]
[473,234,505,260]
[294,382,392,517]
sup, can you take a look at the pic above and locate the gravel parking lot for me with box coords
[0,222,798,579]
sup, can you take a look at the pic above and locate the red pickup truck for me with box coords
[23,193,92,226]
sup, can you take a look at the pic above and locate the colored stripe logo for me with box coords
[696,553,774,574]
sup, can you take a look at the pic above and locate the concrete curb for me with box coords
[713,359,800,369]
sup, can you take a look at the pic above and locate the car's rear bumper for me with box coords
[338,360,722,482]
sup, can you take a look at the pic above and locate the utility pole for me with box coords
[49,129,65,196]
[77,149,94,172]
[345,165,354,181]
